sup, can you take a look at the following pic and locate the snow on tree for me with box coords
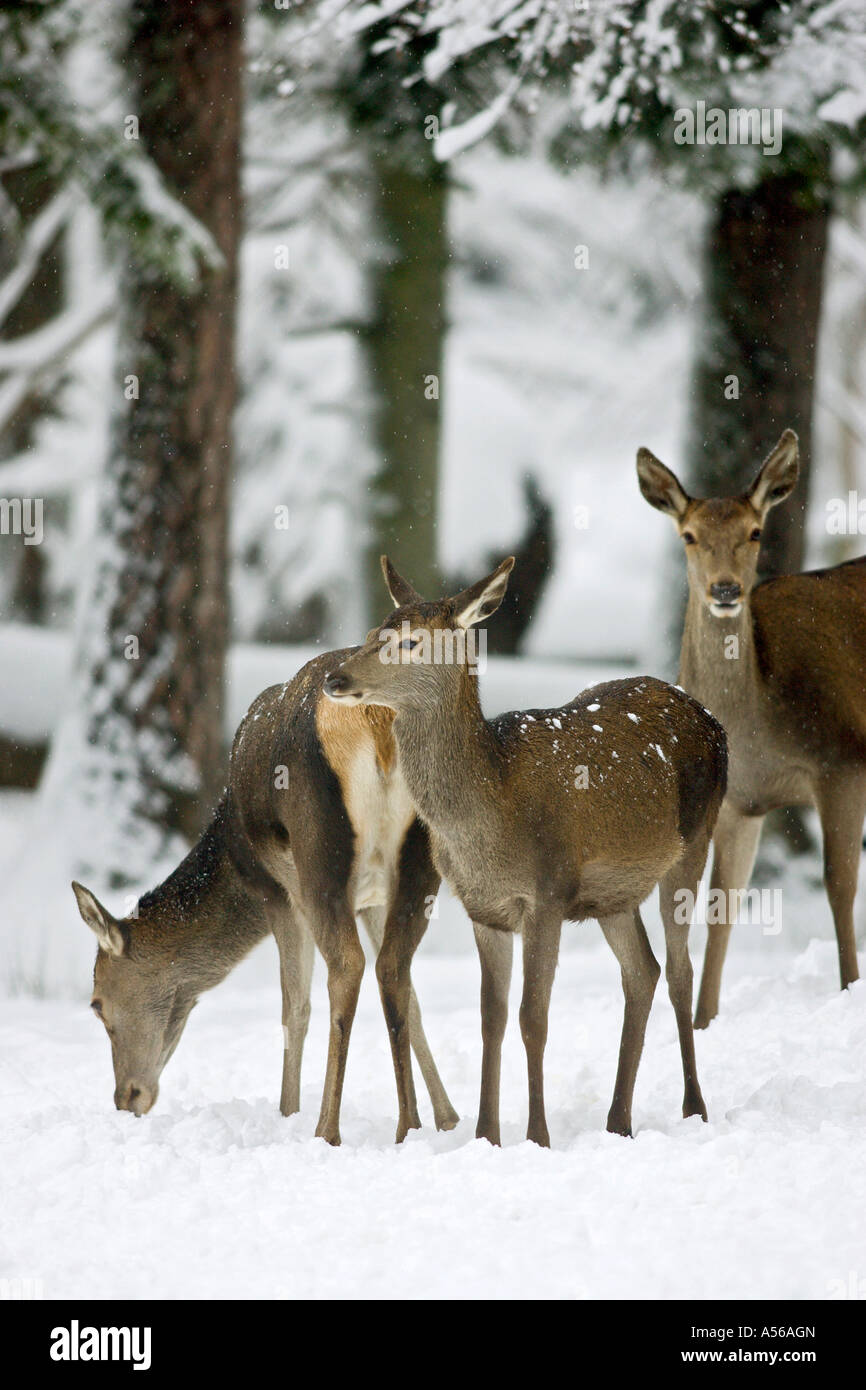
[0,0,242,994]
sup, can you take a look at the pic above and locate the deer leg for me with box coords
[694,801,764,1029]
[473,921,513,1146]
[374,915,423,1143]
[311,904,366,1147]
[599,909,660,1138]
[816,773,866,991]
[273,902,315,1117]
[659,838,711,1123]
[406,991,459,1132]
[519,913,562,1148]
[361,905,458,1138]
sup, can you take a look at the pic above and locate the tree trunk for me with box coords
[363,156,447,615]
[685,160,831,575]
[682,155,831,857]
[75,0,242,879]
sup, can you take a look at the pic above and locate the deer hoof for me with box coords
[395,1114,422,1144]
[435,1105,460,1132]
[683,1092,708,1123]
[606,1114,632,1139]
[527,1125,551,1148]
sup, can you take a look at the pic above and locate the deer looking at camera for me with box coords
[71,648,458,1145]
[637,429,866,1027]
[324,558,728,1146]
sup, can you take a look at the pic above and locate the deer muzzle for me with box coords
[114,1081,157,1116]
[708,581,743,617]
[324,670,361,701]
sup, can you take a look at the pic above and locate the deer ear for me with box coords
[380,555,422,608]
[748,429,799,514]
[71,881,126,957]
[451,557,515,630]
[636,449,691,520]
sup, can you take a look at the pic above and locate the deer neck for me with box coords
[391,670,502,837]
[679,588,761,734]
[135,817,270,994]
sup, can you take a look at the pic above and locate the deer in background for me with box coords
[324,557,728,1145]
[637,428,866,1027]
[71,648,458,1145]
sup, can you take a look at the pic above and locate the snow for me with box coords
[2,919,864,1299]
[0,629,629,746]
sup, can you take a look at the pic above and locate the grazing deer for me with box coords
[71,649,458,1145]
[637,428,866,1027]
[324,558,727,1145]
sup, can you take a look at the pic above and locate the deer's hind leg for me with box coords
[816,769,866,991]
[599,909,660,1138]
[361,901,459,1135]
[659,835,711,1123]
[273,899,315,1117]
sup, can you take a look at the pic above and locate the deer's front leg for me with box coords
[473,921,513,1146]
[362,904,459,1132]
[376,818,446,1143]
[519,914,561,1148]
[694,800,764,1029]
[376,908,437,1143]
[313,904,366,1146]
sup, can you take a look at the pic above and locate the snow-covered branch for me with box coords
[0,287,113,433]
[0,187,75,330]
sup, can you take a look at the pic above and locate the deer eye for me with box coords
[399,637,417,651]
[750,528,762,542]
[682,531,696,546]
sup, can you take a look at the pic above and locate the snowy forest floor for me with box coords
[3,879,866,1299]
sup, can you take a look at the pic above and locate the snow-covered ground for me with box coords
[2,639,866,1300]
[3,863,865,1300]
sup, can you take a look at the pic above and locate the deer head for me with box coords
[72,881,199,1115]
[636,429,800,617]
[323,556,515,711]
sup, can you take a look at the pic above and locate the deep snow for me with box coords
[2,644,866,1299]
[2,919,865,1300]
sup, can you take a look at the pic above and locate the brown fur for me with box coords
[316,699,398,783]
[638,428,866,1026]
[325,557,727,1146]
[72,648,458,1142]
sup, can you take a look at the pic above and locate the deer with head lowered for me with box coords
[71,648,458,1144]
[637,428,866,1027]
[324,558,728,1145]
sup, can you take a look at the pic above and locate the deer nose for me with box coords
[114,1081,155,1116]
[324,671,352,697]
[710,581,742,605]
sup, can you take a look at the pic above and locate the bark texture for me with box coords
[80,0,242,866]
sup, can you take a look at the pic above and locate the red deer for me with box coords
[72,649,458,1145]
[324,558,728,1145]
[637,428,866,1026]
